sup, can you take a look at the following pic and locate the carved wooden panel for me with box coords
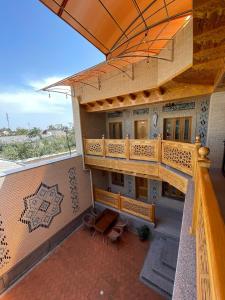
[85,156,159,178]
[94,188,119,209]
[105,139,126,158]
[94,187,155,223]
[161,140,195,175]
[120,196,154,222]
[160,166,188,194]
[129,140,158,161]
[84,139,104,156]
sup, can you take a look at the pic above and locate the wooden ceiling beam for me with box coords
[117,96,124,102]
[129,93,137,100]
[82,83,213,112]
[143,90,150,98]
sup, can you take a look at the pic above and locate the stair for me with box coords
[140,235,179,299]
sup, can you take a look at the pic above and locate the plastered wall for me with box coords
[207,91,225,168]
[101,96,210,210]
[0,155,92,276]
[105,96,210,145]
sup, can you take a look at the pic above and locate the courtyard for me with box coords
[1,227,164,300]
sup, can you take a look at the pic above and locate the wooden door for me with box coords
[135,120,148,139]
[136,177,148,200]
[163,117,191,142]
[109,122,122,139]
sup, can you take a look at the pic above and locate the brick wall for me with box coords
[207,91,225,168]
[0,155,92,278]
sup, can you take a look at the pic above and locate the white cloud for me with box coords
[0,76,72,114]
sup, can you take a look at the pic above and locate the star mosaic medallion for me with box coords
[20,183,64,232]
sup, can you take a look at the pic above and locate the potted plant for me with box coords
[137,225,150,241]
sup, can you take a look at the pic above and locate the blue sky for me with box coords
[0,0,104,129]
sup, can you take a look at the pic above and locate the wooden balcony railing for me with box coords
[161,140,196,176]
[191,147,225,300]
[94,187,155,224]
[84,136,197,176]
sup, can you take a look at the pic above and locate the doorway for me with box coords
[135,177,148,200]
[109,122,122,139]
[163,117,192,142]
[134,120,148,139]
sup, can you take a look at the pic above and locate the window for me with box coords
[162,182,185,201]
[163,117,192,142]
[109,122,122,139]
[111,172,124,186]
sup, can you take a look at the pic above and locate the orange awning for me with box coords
[40,0,192,90]
[40,0,192,59]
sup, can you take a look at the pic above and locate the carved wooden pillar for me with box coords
[157,133,162,162]
[193,136,202,178]
[102,134,106,157]
[125,134,130,160]
[198,146,210,168]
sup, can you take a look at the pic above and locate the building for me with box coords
[0,1,224,300]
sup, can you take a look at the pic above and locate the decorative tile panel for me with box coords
[163,102,195,112]
[68,167,80,213]
[150,180,159,203]
[20,183,64,232]
[197,99,209,146]
[107,111,123,118]
[133,108,149,115]
[126,175,135,198]
[0,215,10,269]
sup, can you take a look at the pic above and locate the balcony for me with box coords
[84,137,198,194]
[94,187,155,224]
[84,137,225,300]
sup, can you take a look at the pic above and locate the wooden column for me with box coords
[125,134,130,160]
[157,133,162,162]
[102,134,106,157]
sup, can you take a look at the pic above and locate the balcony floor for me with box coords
[2,227,164,300]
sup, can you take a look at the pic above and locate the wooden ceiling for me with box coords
[82,0,225,112]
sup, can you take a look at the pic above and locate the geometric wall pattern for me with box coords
[150,180,159,204]
[0,215,11,269]
[197,98,209,146]
[68,167,80,213]
[126,175,135,198]
[20,183,64,233]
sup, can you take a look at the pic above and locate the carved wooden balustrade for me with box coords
[129,139,160,161]
[191,147,225,300]
[84,136,197,176]
[161,140,196,176]
[105,139,127,159]
[94,187,155,223]
[84,138,104,156]
[94,188,120,209]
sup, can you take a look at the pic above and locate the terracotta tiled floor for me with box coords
[2,228,164,300]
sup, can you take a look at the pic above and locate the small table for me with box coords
[94,209,119,234]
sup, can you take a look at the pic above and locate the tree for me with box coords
[15,127,29,136]
[28,127,41,138]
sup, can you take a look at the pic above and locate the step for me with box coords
[140,237,174,297]
[151,238,176,282]
[161,237,179,270]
